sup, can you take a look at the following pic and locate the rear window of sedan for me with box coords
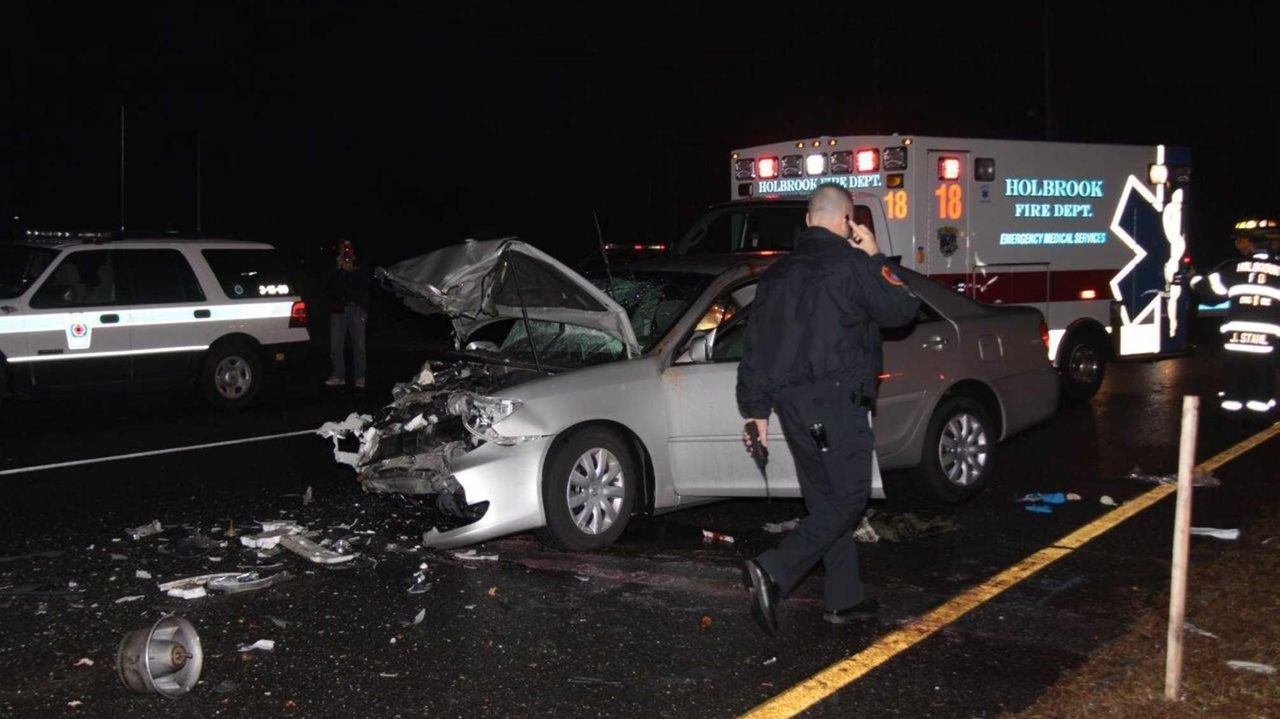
[201,249,294,300]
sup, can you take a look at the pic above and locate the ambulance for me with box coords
[672,135,1192,399]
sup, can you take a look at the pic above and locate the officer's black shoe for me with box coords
[742,560,779,636]
[822,598,879,624]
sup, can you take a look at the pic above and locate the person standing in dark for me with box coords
[324,238,373,390]
[738,184,920,635]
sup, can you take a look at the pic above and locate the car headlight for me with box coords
[447,392,543,446]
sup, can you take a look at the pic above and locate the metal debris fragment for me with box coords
[1227,660,1276,675]
[207,571,293,594]
[278,534,358,564]
[125,520,164,540]
[407,564,432,594]
[413,608,426,626]
[1190,527,1240,540]
[1184,622,1219,639]
[763,657,778,666]
[114,595,145,604]
[237,639,275,652]
[74,658,94,667]
[452,549,498,561]
[135,570,152,580]
[117,615,203,697]
[763,518,800,534]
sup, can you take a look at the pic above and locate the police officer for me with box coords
[738,184,920,635]
[1191,228,1280,415]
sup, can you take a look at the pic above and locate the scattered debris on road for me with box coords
[1191,527,1240,541]
[125,520,163,541]
[1184,621,1219,639]
[1100,495,1117,506]
[452,549,498,561]
[238,639,276,652]
[853,516,879,543]
[407,563,432,594]
[701,530,734,544]
[1226,660,1276,675]
[763,518,800,534]
[1126,466,1221,487]
[74,658,94,667]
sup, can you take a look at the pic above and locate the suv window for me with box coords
[124,249,205,304]
[30,250,119,308]
[201,249,292,300]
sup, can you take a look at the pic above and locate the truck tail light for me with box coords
[289,300,308,328]
[1039,319,1050,352]
[855,149,880,173]
[757,156,779,179]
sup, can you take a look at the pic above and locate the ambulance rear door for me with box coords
[923,149,972,296]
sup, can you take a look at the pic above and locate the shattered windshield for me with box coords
[0,245,57,300]
[499,321,627,366]
[594,271,712,351]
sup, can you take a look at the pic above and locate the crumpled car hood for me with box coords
[376,238,640,357]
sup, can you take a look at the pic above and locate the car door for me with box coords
[662,283,801,497]
[875,300,958,458]
[23,249,132,386]
[121,248,211,381]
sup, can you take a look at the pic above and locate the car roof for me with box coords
[8,238,275,251]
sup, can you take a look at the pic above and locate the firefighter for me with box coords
[1191,228,1280,415]
[737,184,920,635]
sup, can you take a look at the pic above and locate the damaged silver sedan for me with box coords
[320,239,1059,550]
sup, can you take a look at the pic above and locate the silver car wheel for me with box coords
[1068,343,1100,386]
[214,356,253,400]
[566,448,625,536]
[937,412,989,487]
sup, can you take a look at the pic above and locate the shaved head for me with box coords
[806,184,855,237]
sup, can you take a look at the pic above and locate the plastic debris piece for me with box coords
[1184,621,1219,639]
[278,534,358,564]
[1025,504,1054,515]
[853,516,880,543]
[763,656,778,666]
[237,639,275,652]
[1100,495,1117,507]
[413,609,426,626]
[302,486,313,505]
[407,564,432,594]
[567,676,624,687]
[1126,466,1221,487]
[206,571,293,594]
[1066,493,1082,502]
[464,604,476,610]
[125,520,163,540]
[763,518,801,534]
[1227,660,1276,675]
[268,616,289,630]
[1190,527,1240,540]
[259,520,300,533]
[239,525,303,550]
[701,530,735,544]
[379,672,400,679]
[135,570,152,580]
[1018,492,1067,505]
[115,595,145,604]
[158,572,243,599]
[74,658,94,667]
[67,701,82,708]
[487,586,498,597]
[452,549,498,562]
[699,615,714,631]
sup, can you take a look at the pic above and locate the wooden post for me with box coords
[1165,395,1199,701]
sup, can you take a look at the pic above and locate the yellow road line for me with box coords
[740,421,1280,719]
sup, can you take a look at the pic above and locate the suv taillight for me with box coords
[1040,319,1050,352]
[289,300,308,328]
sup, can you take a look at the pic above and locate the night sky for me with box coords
[3,1,1277,267]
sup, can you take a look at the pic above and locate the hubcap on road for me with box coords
[214,356,252,400]
[566,448,625,535]
[938,412,989,487]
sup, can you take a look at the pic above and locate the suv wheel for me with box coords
[201,342,262,410]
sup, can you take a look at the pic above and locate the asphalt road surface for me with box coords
[0,324,1276,718]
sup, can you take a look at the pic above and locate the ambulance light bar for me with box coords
[806,154,826,176]
[757,156,779,179]
[855,149,879,173]
[781,155,804,178]
[829,151,853,174]
[733,158,755,180]
[882,146,908,171]
[939,156,962,181]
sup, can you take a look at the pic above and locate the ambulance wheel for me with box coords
[201,341,262,410]
[1058,331,1108,402]
[911,396,994,505]
[537,428,637,551]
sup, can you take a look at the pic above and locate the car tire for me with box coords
[536,427,637,551]
[909,395,995,505]
[201,341,262,410]
[1058,331,1107,402]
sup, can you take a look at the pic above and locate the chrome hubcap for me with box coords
[938,412,988,487]
[1068,344,1100,385]
[214,356,253,400]
[566,448,625,535]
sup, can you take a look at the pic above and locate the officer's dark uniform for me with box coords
[1192,243,1280,413]
[736,225,920,611]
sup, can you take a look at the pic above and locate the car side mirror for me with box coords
[688,333,713,363]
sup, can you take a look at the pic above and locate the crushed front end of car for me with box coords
[317,359,553,547]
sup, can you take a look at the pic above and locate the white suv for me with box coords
[0,236,310,409]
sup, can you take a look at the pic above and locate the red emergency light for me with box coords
[939,156,962,181]
[855,149,880,173]
[289,300,308,328]
[757,157,779,179]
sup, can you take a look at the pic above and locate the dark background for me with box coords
[2,1,1277,268]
